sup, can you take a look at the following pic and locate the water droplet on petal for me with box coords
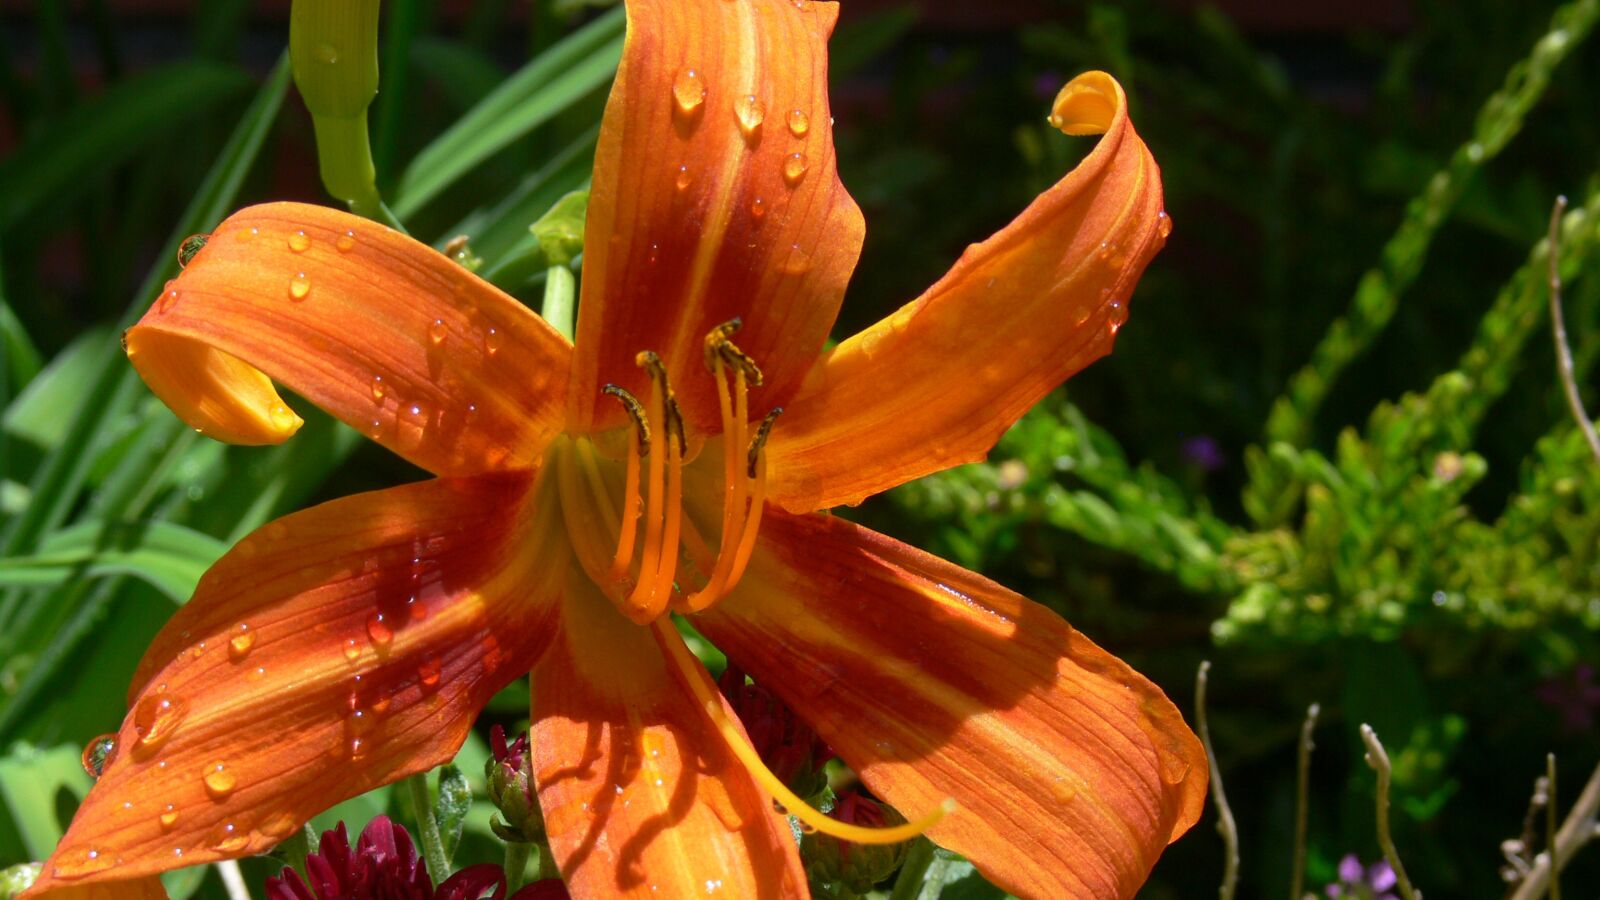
[289,273,311,301]
[347,709,373,735]
[786,108,810,137]
[269,403,297,430]
[647,243,661,265]
[212,822,249,853]
[782,152,809,187]
[672,68,707,117]
[370,375,387,402]
[261,812,298,838]
[202,761,236,799]
[133,694,188,752]
[749,196,766,219]
[349,737,367,760]
[228,624,256,661]
[247,665,267,681]
[160,805,179,830]
[675,165,693,192]
[429,319,447,344]
[177,234,209,268]
[158,285,180,313]
[407,595,428,622]
[288,230,310,253]
[81,734,118,778]
[336,230,356,252]
[418,655,442,688]
[366,613,393,649]
[1156,210,1172,239]
[484,327,502,356]
[734,94,766,140]
[343,638,361,661]
[240,226,258,243]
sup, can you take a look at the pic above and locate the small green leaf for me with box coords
[2,329,115,452]
[435,765,471,862]
[0,744,92,861]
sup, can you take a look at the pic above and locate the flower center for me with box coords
[553,320,779,624]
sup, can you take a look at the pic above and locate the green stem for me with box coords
[407,773,451,886]
[285,822,316,882]
[888,837,938,900]
[535,833,561,882]
[504,842,531,892]
[542,264,576,340]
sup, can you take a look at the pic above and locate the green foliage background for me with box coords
[1,0,1598,897]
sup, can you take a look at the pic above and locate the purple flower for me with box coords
[1535,663,1600,733]
[1180,435,1225,473]
[1325,853,1398,900]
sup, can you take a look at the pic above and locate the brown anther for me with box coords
[602,384,651,457]
[703,319,766,386]
[443,234,471,257]
[665,396,688,456]
[703,319,743,372]
[747,407,782,478]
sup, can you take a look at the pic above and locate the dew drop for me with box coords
[158,285,180,314]
[672,68,707,117]
[429,319,447,345]
[647,243,661,265]
[370,693,391,714]
[366,613,394,650]
[484,326,503,356]
[1097,240,1114,260]
[343,638,361,661]
[81,733,118,778]
[734,94,766,140]
[1156,210,1172,239]
[368,418,384,438]
[347,709,373,735]
[269,403,297,431]
[261,812,298,838]
[464,403,479,423]
[749,197,768,220]
[288,230,311,253]
[202,761,236,799]
[240,226,258,243]
[781,152,809,187]
[407,595,429,622]
[675,165,693,192]
[288,272,311,301]
[313,42,339,64]
[418,654,443,688]
[349,737,367,760]
[177,234,209,269]
[786,108,810,137]
[160,805,179,830]
[1049,776,1078,804]
[247,665,267,682]
[172,848,184,859]
[133,694,188,752]
[336,230,356,253]
[370,375,387,402]
[212,822,249,853]
[228,624,256,661]
[71,847,116,876]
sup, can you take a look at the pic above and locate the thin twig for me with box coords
[1501,772,1550,885]
[1196,661,1239,900]
[1290,703,1321,900]
[1511,760,1600,900]
[1360,725,1421,900]
[1546,754,1561,900]
[216,859,252,900]
[1547,194,1600,466]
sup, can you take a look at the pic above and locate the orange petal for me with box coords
[23,875,168,900]
[30,473,564,893]
[530,564,806,898]
[695,508,1206,900]
[566,0,863,436]
[127,203,571,476]
[764,71,1166,510]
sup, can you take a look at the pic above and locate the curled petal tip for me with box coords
[1049,70,1122,136]
[125,327,303,445]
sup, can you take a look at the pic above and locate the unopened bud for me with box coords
[530,191,589,268]
[486,725,545,843]
[801,792,912,893]
[289,0,381,210]
[719,664,830,798]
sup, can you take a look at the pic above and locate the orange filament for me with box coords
[608,428,642,580]
[651,616,955,844]
[726,451,768,588]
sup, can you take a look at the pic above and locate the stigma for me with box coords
[555,320,779,624]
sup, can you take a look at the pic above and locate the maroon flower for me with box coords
[1535,663,1600,733]
[264,816,562,900]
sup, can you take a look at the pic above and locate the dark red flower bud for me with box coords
[486,724,543,842]
[718,664,829,797]
[800,792,912,894]
[508,879,571,900]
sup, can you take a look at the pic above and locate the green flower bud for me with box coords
[485,724,545,843]
[530,191,590,268]
[801,792,912,895]
[289,0,381,211]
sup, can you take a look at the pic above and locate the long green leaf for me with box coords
[0,61,251,232]
[0,519,225,603]
[0,744,91,861]
[392,7,623,217]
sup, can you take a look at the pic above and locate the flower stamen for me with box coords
[651,616,955,844]
[619,352,686,622]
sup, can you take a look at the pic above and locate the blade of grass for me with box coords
[391,7,623,218]
[373,0,432,182]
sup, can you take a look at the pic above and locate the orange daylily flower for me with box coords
[31,1,1202,898]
